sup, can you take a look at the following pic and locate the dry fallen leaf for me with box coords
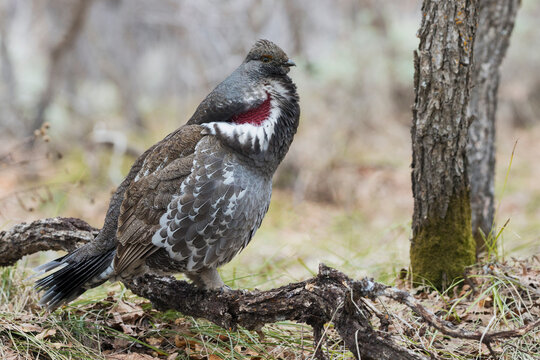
[217,334,229,342]
[174,335,187,348]
[478,296,493,308]
[35,328,56,340]
[146,337,162,346]
[113,337,130,349]
[111,300,145,322]
[19,323,43,333]
[3,349,20,360]
[173,335,199,349]
[106,353,158,360]
[184,348,204,360]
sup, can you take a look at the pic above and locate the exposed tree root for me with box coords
[1,217,538,359]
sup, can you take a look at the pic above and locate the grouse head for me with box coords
[188,39,300,174]
[243,39,296,76]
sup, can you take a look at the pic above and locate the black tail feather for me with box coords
[34,250,115,311]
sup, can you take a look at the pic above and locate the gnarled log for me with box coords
[0,217,97,267]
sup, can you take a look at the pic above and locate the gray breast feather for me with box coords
[151,138,271,272]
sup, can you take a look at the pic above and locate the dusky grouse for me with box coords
[34,39,300,310]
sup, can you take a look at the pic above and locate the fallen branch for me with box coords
[0,217,97,267]
[1,217,538,359]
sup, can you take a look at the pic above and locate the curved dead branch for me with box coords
[1,217,538,359]
[0,217,97,267]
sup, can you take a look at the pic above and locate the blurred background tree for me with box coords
[1,0,539,285]
[467,0,521,254]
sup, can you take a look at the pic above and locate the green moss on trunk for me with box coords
[410,192,476,289]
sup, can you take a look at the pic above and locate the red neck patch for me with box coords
[232,95,271,126]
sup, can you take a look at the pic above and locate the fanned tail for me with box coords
[34,250,115,311]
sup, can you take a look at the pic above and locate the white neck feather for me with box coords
[203,81,288,152]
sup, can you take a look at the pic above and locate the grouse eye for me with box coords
[261,55,272,63]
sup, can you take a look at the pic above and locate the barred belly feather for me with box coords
[151,137,271,272]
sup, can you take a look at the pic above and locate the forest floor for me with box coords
[1,123,539,359]
[1,249,539,359]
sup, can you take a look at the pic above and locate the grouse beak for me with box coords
[283,59,296,67]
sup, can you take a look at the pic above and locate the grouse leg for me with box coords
[187,268,226,290]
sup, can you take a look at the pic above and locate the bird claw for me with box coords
[219,284,232,293]
[216,285,250,296]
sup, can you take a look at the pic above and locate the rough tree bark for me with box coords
[410,0,478,289]
[3,218,539,359]
[467,0,520,254]
[0,217,98,267]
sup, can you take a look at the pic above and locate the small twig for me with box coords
[479,315,497,353]
[485,341,498,359]
[380,286,540,343]
[500,336,540,357]
[363,298,391,332]
[311,323,328,360]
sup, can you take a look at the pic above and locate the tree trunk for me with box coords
[467,0,520,254]
[410,0,478,289]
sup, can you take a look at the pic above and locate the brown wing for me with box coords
[113,125,204,275]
